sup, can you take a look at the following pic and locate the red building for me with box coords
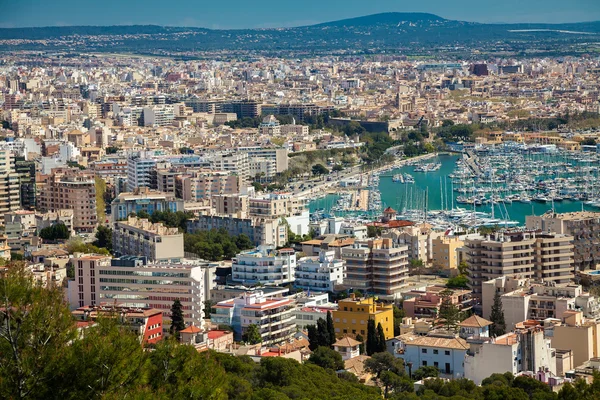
[72,305,163,344]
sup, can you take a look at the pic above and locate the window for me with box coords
[434,362,439,368]
[445,350,450,356]
[421,348,427,354]
[433,349,439,355]
[422,361,427,366]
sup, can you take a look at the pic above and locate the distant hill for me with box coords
[1,13,599,57]
[311,12,447,27]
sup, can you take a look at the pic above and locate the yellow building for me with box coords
[332,295,394,340]
[432,235,464,271]
[551,311,600,368]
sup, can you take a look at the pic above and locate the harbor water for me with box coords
[310,153,597,226]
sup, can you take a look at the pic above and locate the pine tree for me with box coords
[376,322,387,353]
[242,324,262,344]
[366,319,378,356]
[490,291,506,337]
[316,318,329,347]
[307,325,319,351]
[170,299,186,337]
[326,311,336,347]
[438,289,460,331]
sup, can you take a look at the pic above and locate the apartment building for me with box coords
[295,250,345,292]
[332,296,394,340]
[0,149,21,215]
[111,187,184,221]
[403,286,473,320]
[72,305,163,344]
[208,152,249,179]
[175,171,240,201]
[113,216,184,262]
[69,255,211,331]
[211,194,249,218]
[231,246,296,285]
[248,193,306,219]
[37,170,97,232]
[533,233,575,284]
[142,105,175,127]
[464,326,556,385]
[482,276,599,329]
[465,232,537,301]
[127,153,157,189]
[431,235,464,270]
[341,238,409,301]
[187,215,288,248]
[526,211,600,271]
[384,224,442,265]
[211,290,295,346]
[550,311,600,368]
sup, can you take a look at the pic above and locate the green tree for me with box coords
[376,322,387,353]
[393,305,406,336]
[490,291,506,337]
[307,346,344,371]
[39,223,70,240]
[412,365,440,381]
[380,370,413,397]
[457,261,469,276]
[169,299,186,338]
[366,319,378,356]
[242,324,262,345]
[355,333,365,355]
[446,275,469,289]
[95,176,107,222]
[0,263,77,399]
[307,324,319,351]
[438,289,460,331]
[364,352,405,377]
[326,311,336,346]
[311,163,329,176]
[203,300,214,319]
[93,225,113,252]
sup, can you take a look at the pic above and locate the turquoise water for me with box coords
[309,153,596,225]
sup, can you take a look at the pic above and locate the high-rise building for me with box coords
[526,212,600,271]
[127,153,157,189]
[113,216,184,262]
[465,232,536,301]
[231,246,296,286]
[211,290,295,345]
[37,170,97,232]
[341,238,409,301]
[14,157,36,210]
[0,149,21,215]
[69,255,212,332]
[295,250,345,292]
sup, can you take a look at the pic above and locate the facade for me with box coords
[187,215,288,248]
[332,296,394,340]
[482,277,599,329]
[0,149,20,215]
[211,290,296,346]
[550,311,600,368]
[231,246,296,285]
[401,334,469,378]
[127,153,157,189]
[69,255,211,331]
[533,233,575,284]
[295,250,345,292]
[341,238,409,301]
[465,232,537,301]
[111,187,184,221]
[431,235,464,270]
[37,170,97,232]
[403,286,473,320]
[72,305,163,344]
[464,326,556,385]
[333,336,361,361]
[526,212,600,271]
[175,171,240,201]
[113,216,184,262]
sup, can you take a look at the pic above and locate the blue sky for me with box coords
[1,0,599,28]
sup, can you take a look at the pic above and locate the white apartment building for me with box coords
[211,290,296,346]
[127,153,157,189]
[231,246,296,285]
[143,105,175,127]
[295,250,345,292]
[113,216,184,262]
[69,255,212,331]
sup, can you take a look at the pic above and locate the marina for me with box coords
[309,147,600,228]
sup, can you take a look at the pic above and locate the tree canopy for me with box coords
[39,223,70,241]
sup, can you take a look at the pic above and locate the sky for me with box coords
[1,0,600,29]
